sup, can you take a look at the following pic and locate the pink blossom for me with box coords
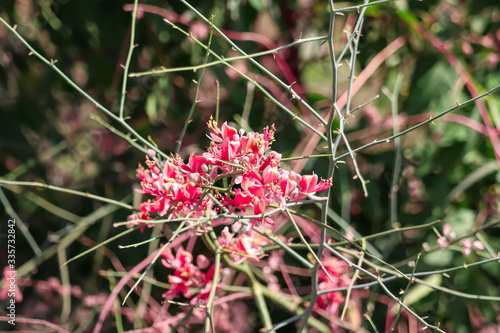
[472,241,484,251]
[207,119,238,143]
[292,173,332,203]
[219,231,264,264]
[437,237,449,249]
[161,248,219,305]
[131,119,332,232]
[315,258,352,317]
[0,267,22,302]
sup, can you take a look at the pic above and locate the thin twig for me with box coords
[119,0,139,120]
[0,179,133,210]
[176,16,215,154]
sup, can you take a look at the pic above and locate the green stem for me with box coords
[162,17,327,140]
[0,179,133,210]
[0,187,42,256]
[131,36,327,77]
[204,220,221,333]
[119,0,139,120]
[176,16,216,154]
[286,208,334,283]
[334,85,500,162]
[382,73,404,228]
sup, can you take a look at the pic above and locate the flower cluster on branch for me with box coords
[128,119,334,305]
[129,118,332,232]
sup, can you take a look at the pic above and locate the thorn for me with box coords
[192,79,198,84]
[120,64,125,69]
[28,51,33,56]
[13,24,17,30]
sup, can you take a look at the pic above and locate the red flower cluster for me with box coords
[129,118,332,231]
[218,224,268,265]
[316,258,352,316]
[160,248,218,305]
[127,119,334,305]
[127,156,215,230]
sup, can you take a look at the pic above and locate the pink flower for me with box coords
[299,174,332,194]
[262,166,280,185]
[130,119,333,234]
[207,119,238,143]
[161,248,219,305]
[293,173,332,202]
[219,232,264,264]
[220,138,239,161]
[315,258,352,317]
[472,241,484,251]
[442,224,456,239]
[223,190,254,214]
[0,267,23,302]
[161,248,193,269]
[437,237,449,249]
[249,197,274,230]
[461,239,484,256]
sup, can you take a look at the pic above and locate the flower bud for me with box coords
[472,241,484,251]
[437,237,448,249]
[442,224,451,236]
[196,255,210,270]
[231,220,242,233]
